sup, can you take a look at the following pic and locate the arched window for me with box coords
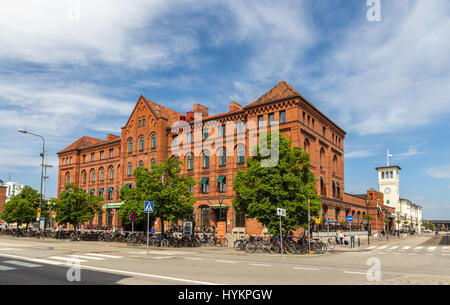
[109,167,114,180]
[139,160,144,168]
[382,172,385,179]
[333,155,337,175]
[203,151,210,168]
[332,181,336,197]
[335,207,341,222]
[142,117,146,126]
[303,139,310,153]
[219,148,226,166]
[128,139,133,153]
[151,134,156,149]
[66,172,71,184]
[236,120,244,135]
[98,188,104,197]
[127,162,132,176]
[91,170,96,182]
[82,171,87,184]
[320,148,325,169]
[139,137,144,151]
[100,168,105,181]
[237,146,245,164]
[187,154,194,170]
[390,171,393,178]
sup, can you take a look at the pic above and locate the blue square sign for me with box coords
[144,201,154,213]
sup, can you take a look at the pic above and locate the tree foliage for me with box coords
[119,158,195,233]
[53,183,103,230]
[0,185,46,226]
[232,131,321,235]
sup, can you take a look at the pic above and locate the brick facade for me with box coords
[0,186,6,224]
[56,81,385,234]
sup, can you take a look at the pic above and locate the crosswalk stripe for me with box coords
[0,264,16,271]
[443,247,449,252]
[401,246,411,250]
[3,260,41,268]
[367,246,377,249]
[215,260,237,264]
[389,246,399,250]
[378,246,388,249]
[68,255,105,261]
[0,248,21,251]
[28,258,65,266]
[427,247,436,251]
[85,253,123,259]
[414,246,423,250]
[48,256,88,263]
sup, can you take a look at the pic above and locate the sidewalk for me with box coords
[328,233,433,253]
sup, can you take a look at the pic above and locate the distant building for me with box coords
[4,181,24,202]
[376,162,423,231]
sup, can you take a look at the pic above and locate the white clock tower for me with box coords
[376,149,401,212]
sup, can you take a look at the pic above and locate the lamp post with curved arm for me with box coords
[18,129,45,230]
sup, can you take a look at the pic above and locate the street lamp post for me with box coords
[18,129,45,231]
[365,198,370,246]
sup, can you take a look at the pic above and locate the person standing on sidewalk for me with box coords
[338,230,344,245]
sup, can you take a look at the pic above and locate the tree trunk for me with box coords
[161,217,165,236]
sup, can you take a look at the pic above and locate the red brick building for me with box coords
[57,81,389,234]
[0,185,6,225]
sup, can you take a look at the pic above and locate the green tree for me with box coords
[53,183,103,230]
[232,131,321,235]
[0,197,35,227]
[0,185,46,227]
[119,157,195,233]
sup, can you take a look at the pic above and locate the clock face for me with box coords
[384,188,391,194]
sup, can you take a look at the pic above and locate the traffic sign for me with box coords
[347,215,353,222]
[130,213,137,222]
[37,208,41,218]
[277,208,286,217]
[144,201,154,213]
[327,217,330,224]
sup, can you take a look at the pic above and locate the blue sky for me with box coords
[0,0,449,219]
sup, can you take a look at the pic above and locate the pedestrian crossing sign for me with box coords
[144,201,154,213]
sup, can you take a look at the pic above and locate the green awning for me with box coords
[116,188,120,192]
[107,187,113,192]
[217,176,225,182]
[102,201,124,209]
[89,189,95,194]
[97,188,104,193]
[124,184,131,188]
[200,177,208,184]
[211,203,229,209]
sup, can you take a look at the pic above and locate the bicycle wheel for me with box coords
[161,239,170,247]
[245,242,256,254]
[284,243,296,255]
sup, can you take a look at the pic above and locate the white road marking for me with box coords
[378,246,388,249]
[184,257,203,261]
[0,248,21,251]
[443,247,449,252]
[344,271,367,275]
[442,254,450,256]
[0,264,16,271]
[401,246,411,250]
[28,258,65,266]
[48,256,87,263]
[215,260,237,264]
[85,253,123,259]
[427,246,436,251]
[389,246,399,250]
[0,253,221,285]
[68,254,105,260]
[367,246,377,249]
[3,260,41,268]
[408,253,418,256]
[293,267,318,271]
[414,246,423,250]
[250,264,272,267]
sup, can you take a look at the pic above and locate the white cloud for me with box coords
[345,148,378,159]
[306,0,450,135]
[426,165,450,179]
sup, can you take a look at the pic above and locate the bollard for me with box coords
[358,237,360,247]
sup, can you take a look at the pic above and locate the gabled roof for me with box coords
[142,97,184,125]
[57,136,105,154]
[245,80,300,109]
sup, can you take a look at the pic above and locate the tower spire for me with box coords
[387,149,392,166]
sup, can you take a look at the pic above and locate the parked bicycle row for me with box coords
[0,228,229,248]
[233,234,334,255]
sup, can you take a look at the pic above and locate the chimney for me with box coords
[193,104,209,117]
[185,111,194,123]
[229,101,243,112]
[106,134,120,141]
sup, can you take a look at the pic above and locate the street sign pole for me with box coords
[280,215,283,255]
[132,221,134,234]
[147,212,149,255]
[308,199,311,253]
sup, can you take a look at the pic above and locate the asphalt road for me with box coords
[0,233,448,285]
